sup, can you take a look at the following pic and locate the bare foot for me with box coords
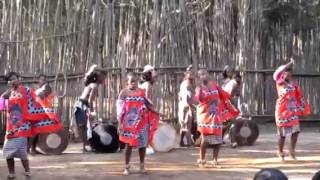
[140,163,147,174]
[210,160,221,168]
[289,152,297,161]
[196,159,206,168]
[278,152,285,162]
[30,149,41,155]
[123,164,131,176]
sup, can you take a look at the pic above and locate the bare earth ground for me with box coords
[0,124,319,180]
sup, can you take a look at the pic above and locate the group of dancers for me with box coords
[0,58,311,178]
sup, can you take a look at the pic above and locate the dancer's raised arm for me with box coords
[273,58,294,83]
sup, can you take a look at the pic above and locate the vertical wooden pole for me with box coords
[120,46,126,87]
[98,55,104,122]
[193,53,198,72]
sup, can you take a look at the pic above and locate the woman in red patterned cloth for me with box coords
[138,64,159,155]
[1,72,32,180]
[1,72,61,180]
[194,69,239,168]
[117,72,159,175]
[29,74,53,154]
[273,58,311,161]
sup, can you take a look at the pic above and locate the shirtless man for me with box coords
[74,65,105,152]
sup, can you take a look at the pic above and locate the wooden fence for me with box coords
[0,0,319,125]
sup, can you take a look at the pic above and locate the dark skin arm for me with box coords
[88,83,98,112]
[274,58,294,83]
[0,89,11,99]
[144,82,154,104]
[186,82,195,109]
[194,86,202,102]
[230,80,240,98]
[44,84,52,98]
[144,98,158,114]
[117,89,127,122]
[141,83,159,114]
[118,89,127,100]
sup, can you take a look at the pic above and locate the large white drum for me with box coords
[229,118,259,146]
[152,122,177,152]
[37,129,69,155]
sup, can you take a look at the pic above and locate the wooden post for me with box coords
[98,54,104,122]
[120,47,126,86]
[193,53,198,73]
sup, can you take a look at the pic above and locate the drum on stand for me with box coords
[37,129,69,155]
[90,123,119,153]
[152,122,178,152]
[229,118,259,146]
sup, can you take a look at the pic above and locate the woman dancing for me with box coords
[221,65,234,87]
[1,72,32,179]
[178,65,195,147]
[138,65,159,154]
[29,74,53,154]
[273,58,311,161]
[195,69,239,167]
[222,69,242,148]
[117,72,158,175]
[1,72,61,179]
[221,65,235,145]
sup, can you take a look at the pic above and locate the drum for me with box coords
[254,168,288,180]
[229,118,259,146]
[37,129,69,155]
[90,124,119,153]
[152,122,177,152]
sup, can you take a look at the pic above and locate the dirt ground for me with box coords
[0,124,319,180]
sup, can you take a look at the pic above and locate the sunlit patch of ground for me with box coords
[0,126,319,180]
